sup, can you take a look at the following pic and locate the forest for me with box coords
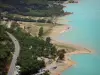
[0,0,68,17]
[0,25,14,75]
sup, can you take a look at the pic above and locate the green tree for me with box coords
[0,25,5,35]
[57,49,66,60]
[58,52,64,60]
[0,41,11,75]
[46,37,51,44]
[43,70,50,75]
[38,27,43,37]
[0,25,6,41]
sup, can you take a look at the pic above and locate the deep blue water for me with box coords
[58,0,100,75]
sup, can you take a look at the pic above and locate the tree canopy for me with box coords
[0,25,13,75]
[0,0,68,17]
[38,27,43,37]
[7,26,58,75]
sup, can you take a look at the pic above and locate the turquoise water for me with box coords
[58,0,100,75]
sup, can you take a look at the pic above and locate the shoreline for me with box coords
[9,1,92,75]
[48,38,92,75]
[13,3,93,75]
[46,17,93,75]
[47,25,93,75]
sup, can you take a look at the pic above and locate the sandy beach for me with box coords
[47,24,70,38]
[46,48,92,75]
[47,55,75,75]
[46,19,93,75]
[46,49,92,75]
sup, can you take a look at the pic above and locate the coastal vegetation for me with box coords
[0,0,80,75]
[38,26,44,37]
[68,0,74,3]
[7,23,67,75]
[68,0,78,3]
[2,14,52,23]
[0,24,13,75]
[0,0,68,17]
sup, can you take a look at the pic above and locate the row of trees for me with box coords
[3,14,52,23]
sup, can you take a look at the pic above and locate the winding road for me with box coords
[6,32,20,75]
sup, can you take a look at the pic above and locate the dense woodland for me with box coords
[0,25,14,75]
[0,0,68,17]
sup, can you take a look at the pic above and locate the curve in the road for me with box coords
[6,32,20,75]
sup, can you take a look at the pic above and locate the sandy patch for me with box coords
[18,22,53,36]
[48,24,70,38]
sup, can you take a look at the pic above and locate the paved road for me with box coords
[6,32,20,75]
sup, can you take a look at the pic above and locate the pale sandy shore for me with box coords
[46,23,93,75]
[47,49,92,75]
[48,24,70,38]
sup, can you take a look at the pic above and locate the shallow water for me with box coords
[57,0,100,75]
